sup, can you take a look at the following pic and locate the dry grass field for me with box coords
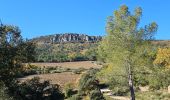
[19,72,80,88]
[28,61,102,69]
[20,61,102,88]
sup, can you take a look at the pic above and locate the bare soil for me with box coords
[20,61,102,88]
[18,72,80,88]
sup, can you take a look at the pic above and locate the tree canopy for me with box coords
[154,48,170,67]
[98,5,158,100]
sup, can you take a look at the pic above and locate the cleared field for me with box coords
[28,61,102,69]
[19,72,80,88]
[20,61,102,88]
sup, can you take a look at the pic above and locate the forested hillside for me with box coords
[34,42,98,62]
[31,33,170,62]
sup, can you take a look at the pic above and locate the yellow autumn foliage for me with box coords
[154,48,170,67]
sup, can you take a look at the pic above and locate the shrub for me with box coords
[78,69,99,94]
[13,77,64,100]
[0,82,13,100]
[149,78,162,90]
[134,74,149,86]
[72,68,86,74]
[72,69,81,74]
[65,68,71,72]
[24,69,37,75]
[64,83,77,98]
[148,68,170,90]
[50,70,62,73]
[111,86,129,96]
[108,76,129,96]
[69,94,82,100]
[89,89,105,100]
[136,91,170,100]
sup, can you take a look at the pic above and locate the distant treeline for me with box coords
[34,43,98,62]
[33,39,170,62]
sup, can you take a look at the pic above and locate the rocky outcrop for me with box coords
[31,33,102,44]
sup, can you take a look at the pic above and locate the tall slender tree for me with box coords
[98,5,158,100]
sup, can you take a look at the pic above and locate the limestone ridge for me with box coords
[31,33,102,44]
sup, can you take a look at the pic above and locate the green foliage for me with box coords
[77,68,106,99]
[78,68,99,94]
[133,73,149,86]
[84,48,98,61]
[0,24,35,87]
[106,72,129,96]
[136,91,170,100]
[97,5,158,98]
[89,89,105,100]
[35,43,98,62]
[69,94,82,100]
[18,64,76,77]
[13,77,64,100]
[111,86,129,96]
[148,68,170,90]
[64,83,77,98]
[0,24,22,85]
[72,68,86,74]
[17,41,36,63]
[0,82,13,100]
[98,5,158,69]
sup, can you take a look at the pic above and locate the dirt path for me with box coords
[106,95,130,100]
[101,88,130,100]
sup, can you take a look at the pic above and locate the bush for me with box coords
[134,74,149,86]
[24,69,37,75]
[148,68,170,90]
[15,69,37,78]
[111,86,129,96]
[50,70,62,73]
[149,78,162,90]
[72,68,86,74]
[78,69,99,94]
[77,68,106,99]
[72,70,81,74]
[64,83,77,98]
[0,82,13,100]
[108,76,129,96]
[136,91,170,100]
[13,77,64,100]
[89,89,105,100]
[69,94,82,100]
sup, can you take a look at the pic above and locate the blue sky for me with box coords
[0,0,169,40]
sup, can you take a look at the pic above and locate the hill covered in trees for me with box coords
[30,33,170,62]
[30,33,101,62]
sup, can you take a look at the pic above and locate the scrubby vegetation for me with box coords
[35,43,98,62]
[16,64,87,78]
[65,69,105,100]
[0,82,13,100]
[136,91,170,100]
[0,24,65,100]
[13,77,64,100]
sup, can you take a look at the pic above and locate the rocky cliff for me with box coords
[31,33,102,44]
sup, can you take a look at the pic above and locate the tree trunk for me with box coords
[128,62,135,100]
